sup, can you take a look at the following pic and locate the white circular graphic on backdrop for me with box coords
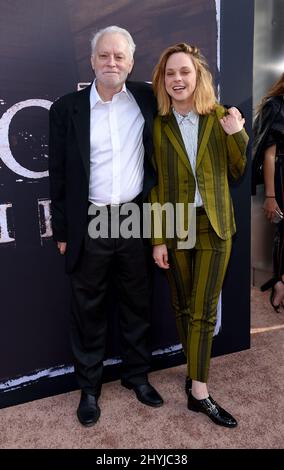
[0,99,52,178]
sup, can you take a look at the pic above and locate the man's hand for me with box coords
[153,244,169,269]
[57,241,67,255]
[219,106,245,135]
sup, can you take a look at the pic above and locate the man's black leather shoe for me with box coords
[121,381,164,407]
[185,377,192,394]
[187,391,237,428]
[77,391,101,426]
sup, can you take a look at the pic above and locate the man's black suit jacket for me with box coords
[48,81,157,273]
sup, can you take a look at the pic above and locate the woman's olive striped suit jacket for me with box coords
[150,105,249,247]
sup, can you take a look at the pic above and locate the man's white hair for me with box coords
[91,26,136,59]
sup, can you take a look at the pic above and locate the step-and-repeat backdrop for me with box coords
[0,0,253,407]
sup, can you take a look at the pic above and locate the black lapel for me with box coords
[71,84,91,180]
[127,81,150,118]
[126,81,156,164]
[126,81,154,135]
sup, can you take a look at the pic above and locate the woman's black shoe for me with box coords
[261,277,284,312]
[187,392,237,428]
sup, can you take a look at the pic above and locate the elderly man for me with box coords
[49,26,163,426]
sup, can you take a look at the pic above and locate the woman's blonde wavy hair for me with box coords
[152,43,217,116]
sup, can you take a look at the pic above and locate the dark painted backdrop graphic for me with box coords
[0,0,253,408]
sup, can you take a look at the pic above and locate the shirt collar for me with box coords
[90,80,132,108]
[173,107,198,125]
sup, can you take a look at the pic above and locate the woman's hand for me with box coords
[219,106,245,135]
[263,197,283,222]
[153,244,169,269]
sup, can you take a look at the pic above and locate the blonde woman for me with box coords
[150,43,248,427]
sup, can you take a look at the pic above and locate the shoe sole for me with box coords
[136,397,164,408]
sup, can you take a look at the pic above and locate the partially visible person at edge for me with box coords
[252,73,284,311]
[48,26,163,427]
[149,43,248,428]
